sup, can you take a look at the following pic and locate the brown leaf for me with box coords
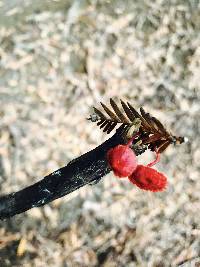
[100,102,120,122]
[120,100,136,122]
[109,99,128,123]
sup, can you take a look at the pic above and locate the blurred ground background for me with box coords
[0,0,200,266]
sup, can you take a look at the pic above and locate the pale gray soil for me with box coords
[0,0,200,266]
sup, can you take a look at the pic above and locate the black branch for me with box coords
[0,128,144,220]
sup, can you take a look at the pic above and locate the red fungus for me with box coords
[128,150,167,192]
[107,135,138,178]
[128,165,167,192]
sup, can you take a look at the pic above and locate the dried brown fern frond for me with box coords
[88,98,186,153]
[88,99,139,134]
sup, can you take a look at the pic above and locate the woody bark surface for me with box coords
[0,127,142,220]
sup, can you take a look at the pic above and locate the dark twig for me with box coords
[0,127,144,220]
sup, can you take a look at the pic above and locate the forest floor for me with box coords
[0,0,200,266]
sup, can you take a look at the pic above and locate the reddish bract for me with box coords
[107,145,137,178]
[128,164,167,192]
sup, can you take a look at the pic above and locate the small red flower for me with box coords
[107,136,138,178]
[128,165,167,192]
